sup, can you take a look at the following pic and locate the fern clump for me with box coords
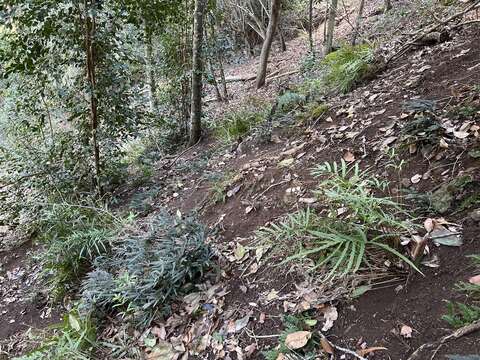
[321,44,375,93]
[80,212,212,326]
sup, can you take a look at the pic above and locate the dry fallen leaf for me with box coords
[285,331,312,350]
[411,174,422,184]
[469,274,480,285]
[400,324,413,338]
[343,151,355,162]
[320,337,334,354]
[276,354,286,360]
[453,131,469,139]
[322,306,338,332]
[424,218,434,233]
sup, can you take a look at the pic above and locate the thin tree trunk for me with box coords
[84,0,101,195]
[255,0,282,89]
[308,0,314,54]
[144,21,158,113]
[324,0,339,55]
[218,52,228,101]
[351,0,366,45]
[279,26,287,52]
[189,0,207,145]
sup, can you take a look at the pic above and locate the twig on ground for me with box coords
[164,137,202,169]
[407,319,480,360]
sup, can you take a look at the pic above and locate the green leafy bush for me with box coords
[37,202,122,299]
[80,212,212,326]
[213,96,271,143]
[277,91,306,113]
[15,310,96,360]
[321,44,375,93]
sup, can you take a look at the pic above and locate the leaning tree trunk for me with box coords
[351,0,366,45]
[255,0,282,89]
[324,0,339,55]
[84,0,101,195]
[189,0,207,145]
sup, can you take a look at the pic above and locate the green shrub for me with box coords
[260,161,421,278]
[321,44,375,93]
[442,302,480,328]
[15,310,96,360]
[277,91,306,113]
[37,202,122,299]
[213,96,271,143]
[80,212,212,326]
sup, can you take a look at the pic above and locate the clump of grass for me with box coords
[259,160,420,278]
[442,302,480,328]
[442,255,480,328]
[320,43,375,93]
[213,96,271,143]
[36,202,125,300]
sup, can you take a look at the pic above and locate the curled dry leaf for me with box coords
[285,331,312,350]
[400,324,413,338]
[469,275,480,285]
[411,174,422,184]
[343,151,355,162]
[320,337,334,354]
[322,306,338,332]
[424,218,434,233]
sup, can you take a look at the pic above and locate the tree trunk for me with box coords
[308,0,314,54]
[351,0,366,45]
[84,0,101,195]
[189,0,207,145]
[325,0,339,55]
[255,0,282,89]
[144,21,158,113]
[279,26,287,52]
[218,52,228,101]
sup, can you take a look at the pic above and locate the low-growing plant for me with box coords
[260,160,420,278]
[80,211,212,326]
[15,310,96,360]
[213,97,271,143]
[442,302,480,328]
[276,91,306,114]
[320,43,375,93]
[442,255,480,327]
[36,202,125,299]
[263,315,317,360]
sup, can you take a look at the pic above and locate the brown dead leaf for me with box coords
[285,331,312,350]
[424,218,434,233]
[320,337,334,354]
[276,354,286,360]
[343,151,355,162]
[357,347,388,356]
